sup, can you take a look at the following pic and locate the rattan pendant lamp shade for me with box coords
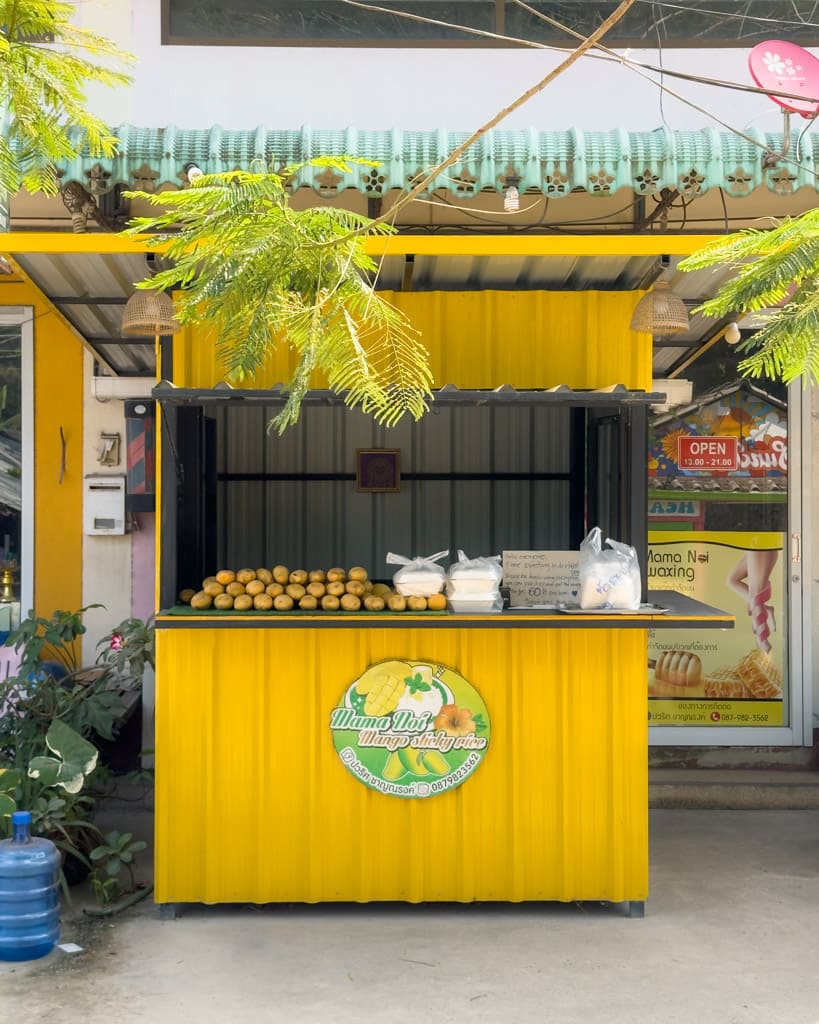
[121,290,181,336]
[629,280,689,334]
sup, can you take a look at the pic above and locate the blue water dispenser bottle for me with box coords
[0,811,61,961]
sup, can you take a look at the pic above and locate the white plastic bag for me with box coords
[446,550,503,596]
[386,549,449,596]
[579,527,641,610]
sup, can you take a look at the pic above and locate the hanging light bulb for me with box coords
[184,161,204,184]
[504,177,520,213]
[725,322,742,345]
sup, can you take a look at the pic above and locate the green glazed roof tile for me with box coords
[57,125,818,199]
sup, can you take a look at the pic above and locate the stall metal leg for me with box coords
[158,902,180,920]
[626,900,645,919]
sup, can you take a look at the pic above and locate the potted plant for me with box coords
[0,607,155,889]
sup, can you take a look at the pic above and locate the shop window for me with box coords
[162,1,819,47]
[648,348,791,733]
[0,312,32,641]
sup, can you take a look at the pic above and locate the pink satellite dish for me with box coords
[749,39,819,118]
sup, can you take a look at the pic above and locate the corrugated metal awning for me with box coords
[56,125,818,200]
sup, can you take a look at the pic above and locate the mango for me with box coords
[383,751,406,781]
[421,750,450,776]
[398,746,429,776]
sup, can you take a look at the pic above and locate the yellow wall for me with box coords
[173,290,651,392]
[1,282,83,621]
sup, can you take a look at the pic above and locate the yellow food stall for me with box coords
[152,290,732,917]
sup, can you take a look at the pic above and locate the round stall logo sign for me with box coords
[330,660,490,798]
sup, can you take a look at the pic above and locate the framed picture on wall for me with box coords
[356,449,401,493]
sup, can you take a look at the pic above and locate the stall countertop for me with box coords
[156,590,733,630]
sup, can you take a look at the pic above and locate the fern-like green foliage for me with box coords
[679,212,819,384]
[125,164,434,432]
[0,1,134,196]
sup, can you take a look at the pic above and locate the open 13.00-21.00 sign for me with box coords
[330,660,490,798]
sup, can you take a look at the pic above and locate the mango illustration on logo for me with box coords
[383,746,451,780]
[354,659,413,716]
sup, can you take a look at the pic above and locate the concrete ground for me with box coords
[2,804,819,1024]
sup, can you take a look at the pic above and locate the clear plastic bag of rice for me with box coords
[446,550,503,596]
[387,549,449,596]
[579,527,641,610]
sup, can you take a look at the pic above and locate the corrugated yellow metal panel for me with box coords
[155,625,648,904]
[172,291,651,393]
[2,282,83,631]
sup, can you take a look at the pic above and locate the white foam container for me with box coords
[395,575,445,597]
[446,577,500,595]
[447,593,502,613]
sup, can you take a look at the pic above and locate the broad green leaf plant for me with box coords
[0,0,134,197]
[125,162,434,432]
[680,215,819,385]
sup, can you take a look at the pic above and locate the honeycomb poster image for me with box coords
[330,660,490,797]
[647,532,784,726]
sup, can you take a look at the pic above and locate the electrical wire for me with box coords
[638,0,819,31]
[652,2,670,130]
[512,0,819,181]
[337,0,819,233]
[718,186,729,231]
[339,0,819,111]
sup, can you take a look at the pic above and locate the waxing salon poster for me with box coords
[647,531,785,727]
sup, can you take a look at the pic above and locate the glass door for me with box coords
[646,345,808,745]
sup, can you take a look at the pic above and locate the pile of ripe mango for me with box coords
[179,566,448,613]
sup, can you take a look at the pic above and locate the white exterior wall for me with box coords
[81,349,132,659]
[73,1,792,136]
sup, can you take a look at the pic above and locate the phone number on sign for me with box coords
[428,752,482,793]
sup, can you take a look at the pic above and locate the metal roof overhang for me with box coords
[0,232,739,380]
[152,382,666,407]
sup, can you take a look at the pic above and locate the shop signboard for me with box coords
[331,659,490,797]
[648,383,787,495]
[676,435,738,471]
[648,531,785,726]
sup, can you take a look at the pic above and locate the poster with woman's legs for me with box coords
[726,550,779,653]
